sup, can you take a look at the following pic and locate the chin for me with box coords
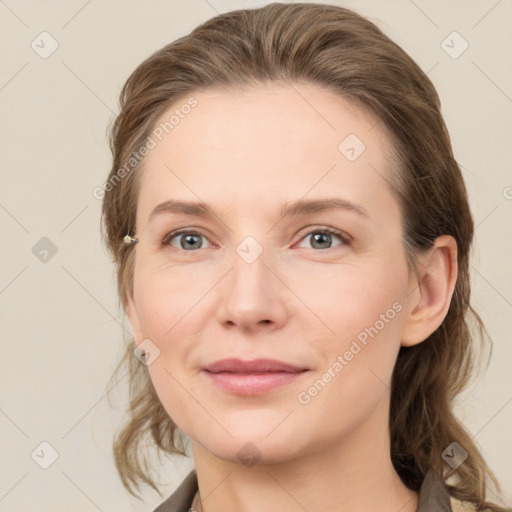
[193,420,308,465]
[207,439,300,467]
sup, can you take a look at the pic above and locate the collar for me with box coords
[417,468,453,512]
[153,467,453,512]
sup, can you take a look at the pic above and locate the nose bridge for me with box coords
[215,229,288,329]
[235,233,266,266]
[225,208,289,288]
[229,232,271,294]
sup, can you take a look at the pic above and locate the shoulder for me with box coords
[418,468,497,512]
[449,496,494,512]
[152,470,198,512]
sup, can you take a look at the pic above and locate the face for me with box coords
[126,82,417,465]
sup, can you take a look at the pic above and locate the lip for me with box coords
[202,358,309,396]
[203,358,307,373]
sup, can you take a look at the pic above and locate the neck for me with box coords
[190,395,419,512]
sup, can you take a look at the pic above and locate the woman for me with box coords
[101,3,509,511]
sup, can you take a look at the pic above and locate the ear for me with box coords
[401,235,458,347]
[125,292,144,343]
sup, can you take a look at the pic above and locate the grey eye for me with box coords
[166,231,209,250]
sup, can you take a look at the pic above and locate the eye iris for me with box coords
[181,233,202,250]
[311,232,332,249]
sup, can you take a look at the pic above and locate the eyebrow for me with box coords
[147,197,370,224]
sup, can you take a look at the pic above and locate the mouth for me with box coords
[203,358,308,373]
[202,358,310,396]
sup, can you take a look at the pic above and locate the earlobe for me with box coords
[401,235,458,347]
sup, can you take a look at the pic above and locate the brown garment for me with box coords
[152,468,483,512]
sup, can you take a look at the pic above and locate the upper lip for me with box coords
[203,358,307,374]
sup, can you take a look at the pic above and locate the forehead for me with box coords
[150,82,388,152]
[136,82,400,225]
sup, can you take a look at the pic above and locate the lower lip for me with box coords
[203,370,308,396]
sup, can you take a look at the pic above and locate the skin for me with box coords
[125,82,458,512]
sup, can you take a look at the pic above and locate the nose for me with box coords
[215,244,288,333]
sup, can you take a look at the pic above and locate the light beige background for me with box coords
[0,0,511,510]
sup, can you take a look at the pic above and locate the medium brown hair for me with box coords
[101,3,507,509]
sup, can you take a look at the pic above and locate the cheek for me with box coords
[132,259,204,338]
[296,288,405,437]
[308,254,408,396]
[136,268,201,429]
[310,260,407,344]
[145,360,203,439]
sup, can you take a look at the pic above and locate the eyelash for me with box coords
[161,226,351,252]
